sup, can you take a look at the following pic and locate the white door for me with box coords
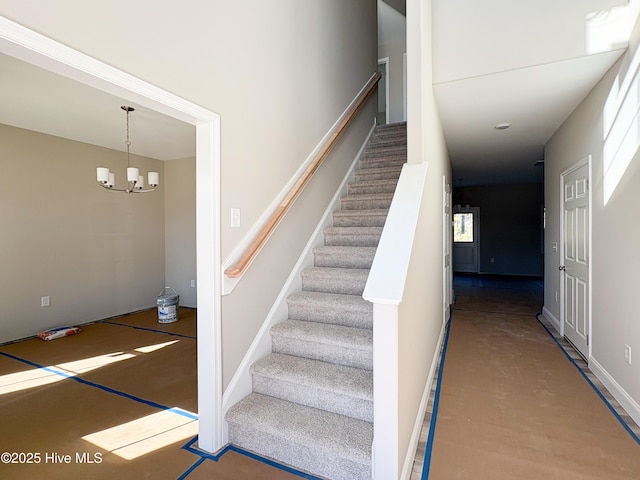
[452,207,479,273]
[561,161,590,359]
[443,179,452,320]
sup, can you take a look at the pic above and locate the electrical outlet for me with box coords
[41,296,50,307]
[191,280,196,288]
[555,291,558,302]
[624,344,632,365]
[490,257,495,263]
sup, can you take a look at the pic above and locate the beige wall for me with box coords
[164,157,196,308]
[0,124,165,343]
[545,16,640,407]
[0,0,379,386]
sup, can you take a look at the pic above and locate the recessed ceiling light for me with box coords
[494,123,511,130]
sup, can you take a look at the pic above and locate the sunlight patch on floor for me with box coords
[0,340,180,395]
[82,408,198,460]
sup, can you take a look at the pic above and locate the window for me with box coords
[453,213,474,242]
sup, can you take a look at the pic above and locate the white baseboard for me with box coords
[400,319,448,480]
[541,306,561,335]
[220,123,376,440]
[589,356,640,428]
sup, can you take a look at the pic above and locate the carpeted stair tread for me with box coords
[286,291,373,328]
[313,245,377,268]
[271,319,373,369]
[332,208,389,227]
[251,353,373,421]
[373,123,406,135]
[368,140,406,150]
[323,226,382,247]
[354,165,403,180]
[301,266,370,295]
[362,145,406,160]
[348,178,398,194]
[341,193,394,210]
[358,156,406,169]
[227,393,372,480]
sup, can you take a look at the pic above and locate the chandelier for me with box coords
[96,106,159,193]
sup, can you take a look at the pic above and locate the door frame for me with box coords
[0,17,224,452]
[403,52,407,122]
[377,57,390,124]
[443,177,452,322]
[559,156,592,360]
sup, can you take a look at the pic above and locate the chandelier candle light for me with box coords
[96,106,159,193]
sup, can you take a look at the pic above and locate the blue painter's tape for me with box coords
[181,436,229,461]
[0,350,198,421]
[177,456,206,480]
[229,445,324,479]
[421,314,452,480]
[101,320,196,340]
[180,436,324,479]
[535,313,640,445]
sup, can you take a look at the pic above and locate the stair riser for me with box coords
[354,169,402,181]
[373,126,406,137]
[271,336,373,370]
[302,274,368,295]
[341,197,392,210]
[358,157,406,168]
[313,251,375,269]
[227,424,371,480]
[332,213,387,227]
[252,375,373,422]
[371,135,407,145]
[324,233,380,247]
[363,148,406,160]
[348,183,397,195]
[287,301,372,328]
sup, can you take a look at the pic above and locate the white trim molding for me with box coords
[542,306,562,335]
[590,356,640,428]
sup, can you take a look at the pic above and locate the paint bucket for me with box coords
[157,287,180,323]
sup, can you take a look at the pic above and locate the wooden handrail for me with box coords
[224,71,382,278]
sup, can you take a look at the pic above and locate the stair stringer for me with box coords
[220,123,375,441]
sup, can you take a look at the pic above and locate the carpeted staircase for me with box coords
[226,122,407,480]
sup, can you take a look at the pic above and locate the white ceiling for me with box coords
[1,0,637,184]
[432,0,637,186]
[0,51,195,161]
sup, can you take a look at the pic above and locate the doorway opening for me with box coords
[0,17,223,453]
[377,57,390,125]
[453,207,480,273]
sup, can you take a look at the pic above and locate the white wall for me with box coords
[164,156,196,308]
[379,40,407,123]
[0,124,165,343]
[544,14,640,416]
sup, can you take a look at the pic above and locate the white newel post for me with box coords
[372,302,400,479]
